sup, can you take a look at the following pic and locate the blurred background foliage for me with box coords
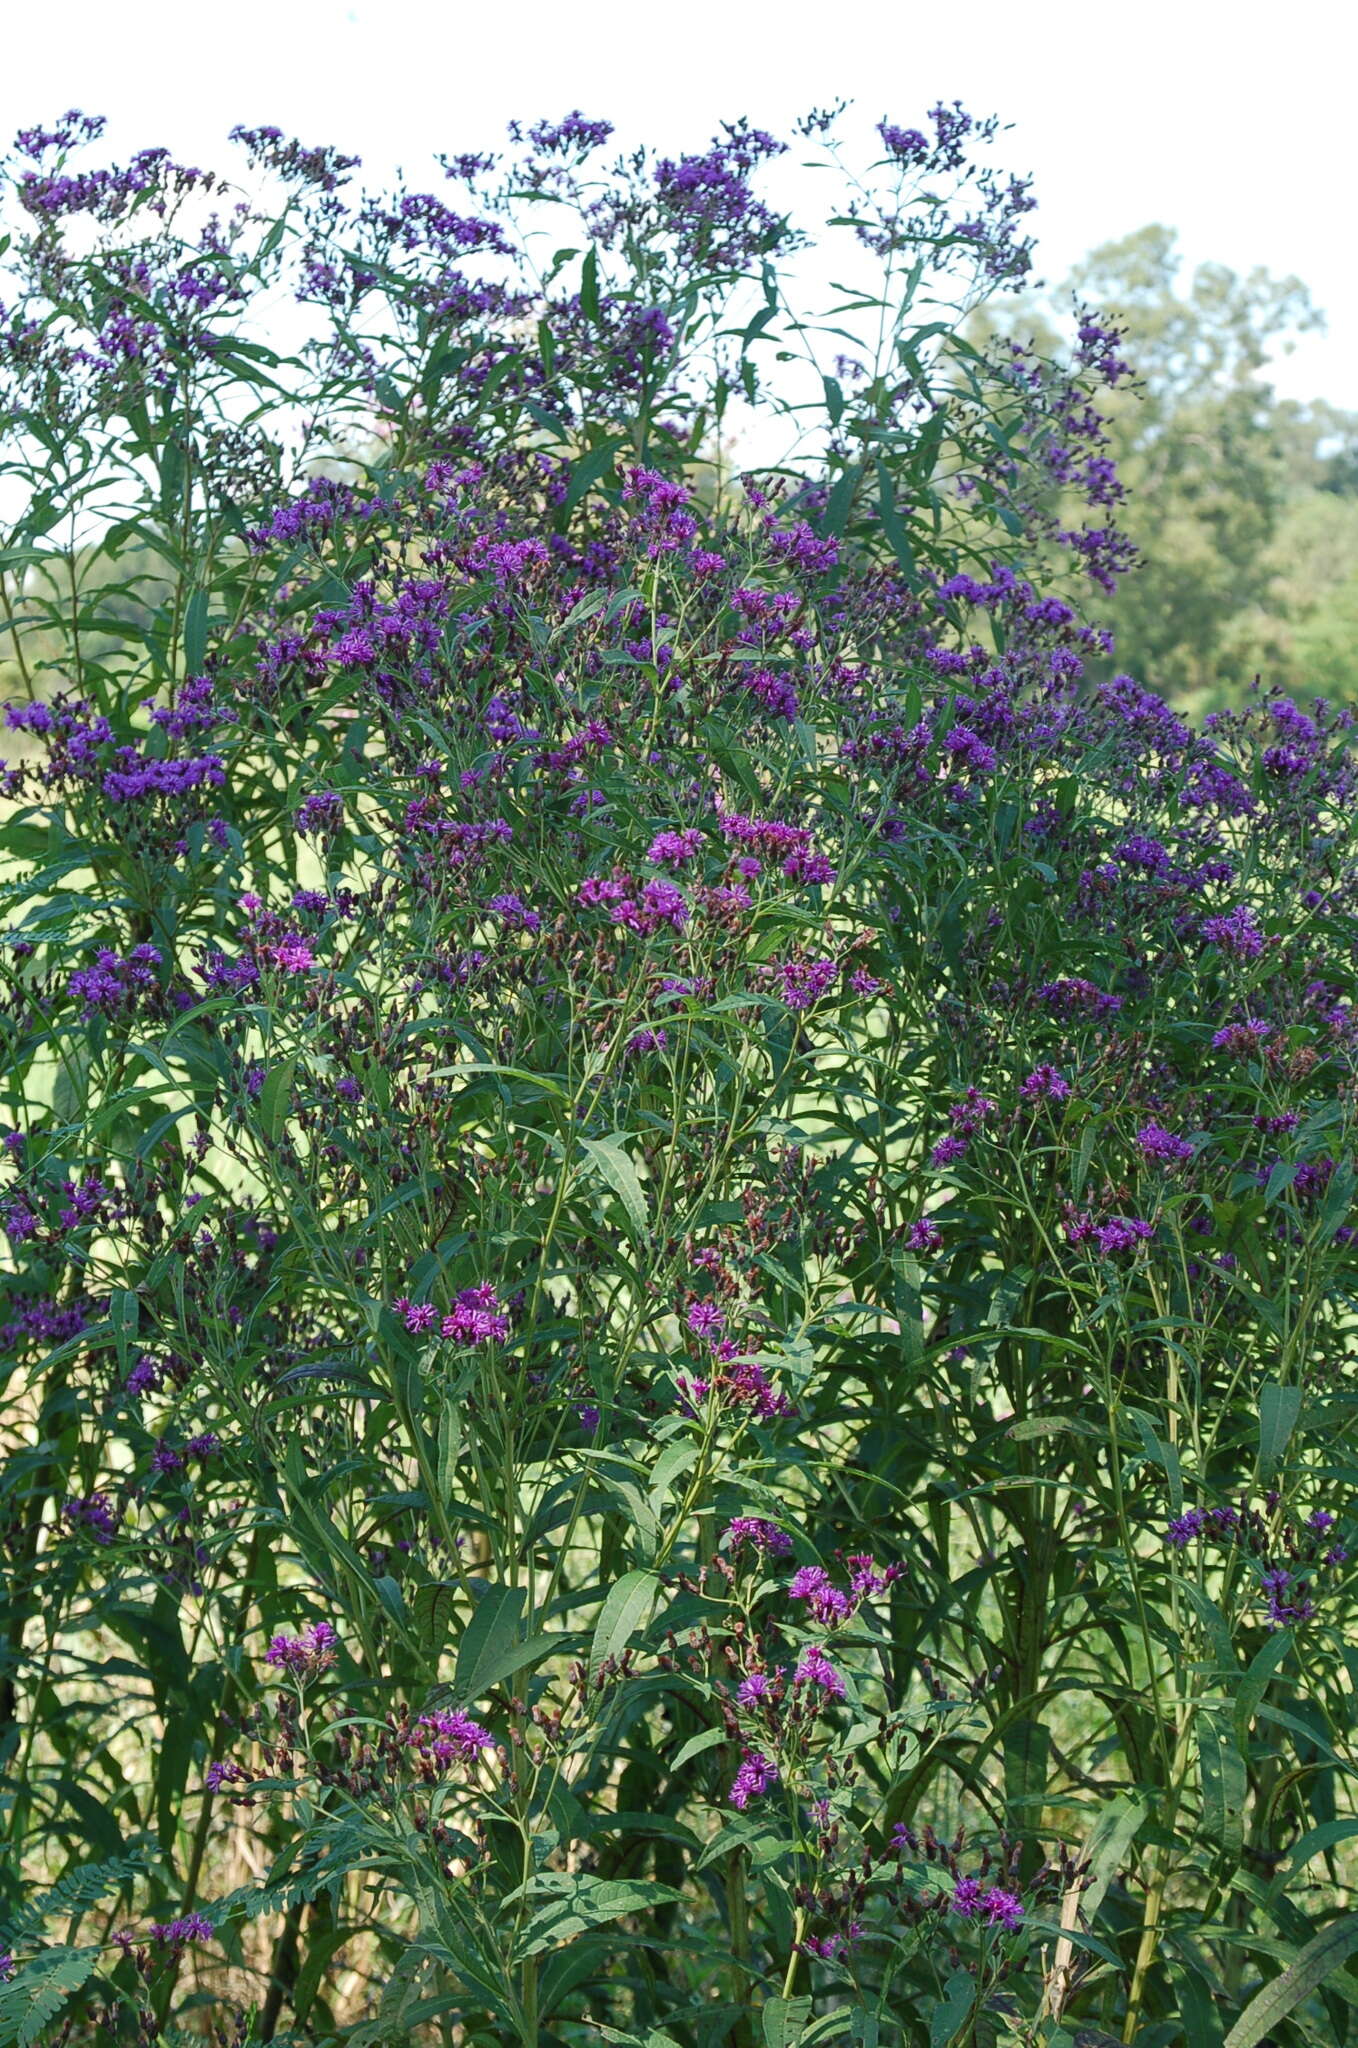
[974,222,1358,706]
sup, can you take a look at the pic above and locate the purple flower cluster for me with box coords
[725,1517,794,1558]
[396,1283,511,1346]
[950,1878,1024,1930]
[63,1492,120,1544]
[264,1621,339,1679]
[728,1747,778,1809]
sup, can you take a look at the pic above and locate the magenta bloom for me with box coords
[728,1749,778,1809]
[205,1758,249,1792]
[1212,1017,1271,1055]
[1136,1121,1194,1166]
[1019,1065,1070,1103]
[794,1645,847,1698]
[63,1491,120,1545]
[788,1566,852,1625]
[726,1516,793,1558]
[686,1300,726,1341]
[441,1284,511,1345]
[396,1284,510,1345]
[1093,1216,1153,1256]
[412,1709,494,1767]
[647,827,703,865]
[776,957,838,1011]
[269,934,315,972]
[1201,906,1265,960]
[264,1621,339,1679]
[149,1913,213,1947]
[983,1886,1024,1930]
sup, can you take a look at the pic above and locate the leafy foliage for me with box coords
[2,101,1358,2048]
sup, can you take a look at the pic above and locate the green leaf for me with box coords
[1258,1383,1303,1477]
[108,1287,139,1371]
[563,435,626,515]
[1181,1582,1236,1673]
[928,1973,974,2048]
[516,1875,682,1956]
[579,1133,649,1240]
[258,1058,296,1147]
[0,1947,99,2047]
[764,1995,813,2047]
[1224,1913,1358,2048]
[1080,1794,1146,1925]
[580,246,600,324]
[455,1584,524,1696]
[1198,1710,1246,1859]
[590,1569,656,1676]
[183,587,209,673]
[1279,1819,1358,1884]
[411,1582,460,1657]
[874,455,917,585]
[1234,1629,1293,1747]
[670,1726,726,1772]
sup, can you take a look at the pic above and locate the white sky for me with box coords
[3,0,1355,406]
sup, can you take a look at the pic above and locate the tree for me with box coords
[978,225,1358,700]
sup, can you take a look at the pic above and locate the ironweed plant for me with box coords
[1,104,1357,2048]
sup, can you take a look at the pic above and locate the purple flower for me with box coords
[878,121,928,162]
[983,1887,1024,1930]
[148,1914,213,1947]
[1035,977,1122,1018]
[441,1285,511,1345]
[296,790,344,837]
[205,1758,248,1792]
[69,944,163,1018]
[906,1218,943,1254]
[794,1645,847,1699]
[515,111,613,154]
[268,935,315,973]
[737,1672,773,1705]
[639,877,689,930]
[126,1354,163,1396]
[948,1089,995,1135]
[726,1516,793,1558]
[63,1492,120,1544]
[789,1565,852,1624]
[1019,1065,1070,1104]
[950,1877,984,1918]
[647,827,704,866]
[1136,1122,1194,1167]
[1092,1216,1154,1256]
[776,958,838,1011]
[411,1709,494,1765]
[686,1300,726,1341]
[264,1621,339,1679]
[487,892,542,933]
[1201,906,1265,961]
[728,1748,778,1809]
[1212,1018,1271,1055]
[783,849,837,886]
